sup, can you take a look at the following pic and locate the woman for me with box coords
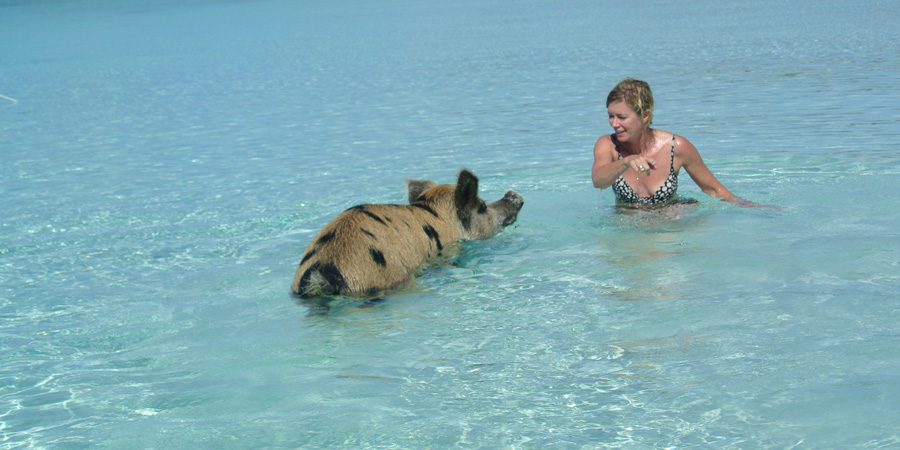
[592,78,755,207]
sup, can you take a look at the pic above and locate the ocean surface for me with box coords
[2,0,899,448]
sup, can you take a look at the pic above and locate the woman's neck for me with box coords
[619,128,654,155]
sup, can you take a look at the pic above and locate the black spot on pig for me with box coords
[296,261,346,297]
[317,231,336,245]
[299,248,318,266]
[369,247,387,266]
[411,203,438,218]
[422,224,443,252]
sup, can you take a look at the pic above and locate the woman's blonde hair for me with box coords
[607,78,654,125]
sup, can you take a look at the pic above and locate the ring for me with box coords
[638,165,644,171]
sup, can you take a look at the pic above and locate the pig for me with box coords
[291,169,524,298]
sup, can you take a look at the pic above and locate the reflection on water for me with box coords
[591,201,717,302]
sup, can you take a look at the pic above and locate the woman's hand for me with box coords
[624,155,656,177]
[724,196,784,210]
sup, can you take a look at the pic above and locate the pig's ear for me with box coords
[454,170,479,208]
[406,179,437,204]
[454,169,479,229]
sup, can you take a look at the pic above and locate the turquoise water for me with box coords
[3,0,900,448]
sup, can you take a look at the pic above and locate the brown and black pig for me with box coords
[291,169,524,298]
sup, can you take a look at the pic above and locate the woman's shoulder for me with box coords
[662,131,702,165]
[653,129,677,142]
[592,134,617,161]
[593,133,616,151]
[655,130,696,152]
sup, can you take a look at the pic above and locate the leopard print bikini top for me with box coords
[612,134,678,205]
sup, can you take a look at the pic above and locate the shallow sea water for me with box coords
[2,0,900,448]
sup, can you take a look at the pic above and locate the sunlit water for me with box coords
[2,0,899,448]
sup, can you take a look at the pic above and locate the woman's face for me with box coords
[607,101,649,142]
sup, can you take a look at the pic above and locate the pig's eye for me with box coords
[477,201,487,214]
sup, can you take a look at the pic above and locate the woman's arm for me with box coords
[678,137,757,205]
[591,135,655,189]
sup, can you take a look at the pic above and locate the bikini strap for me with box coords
[612,133,621,160]
[670,135,676,167]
